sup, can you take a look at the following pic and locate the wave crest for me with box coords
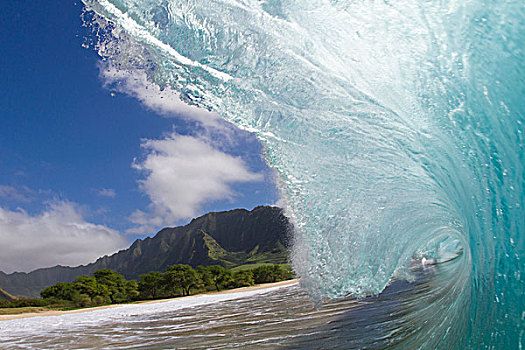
[82,0,524,347]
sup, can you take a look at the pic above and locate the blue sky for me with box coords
[0,1,278,273]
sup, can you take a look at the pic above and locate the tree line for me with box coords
[28,264,293,309]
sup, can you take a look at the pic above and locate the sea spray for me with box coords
[81,0,524,347]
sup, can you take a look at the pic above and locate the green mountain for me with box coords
[0,286,16,300]
[0,206,292,298]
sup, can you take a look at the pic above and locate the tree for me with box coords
[124,280,140,299]
[196,266,213,291]
[71,292,92,307]
[139,271,164,299]
[232,270,254,288]
[251,264,292,284]
[164,265,199,296]
[40,282,75,300]
[93,269,128,303]
[92,295,106,306]
[73,276,101,299]
[112,280,139,303]
[207,266,233,292]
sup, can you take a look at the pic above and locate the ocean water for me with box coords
[77,0,523,348]
[0,263,467,349]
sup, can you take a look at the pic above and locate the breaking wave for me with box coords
[81,0,524,347]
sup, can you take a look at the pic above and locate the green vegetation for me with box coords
[0,298,49,309]
[37,268,139,309]
[137,263,294,300]
[0,296,75,313]
[0,286,17,300]
[19,264,294,311]
[0,206,291,298]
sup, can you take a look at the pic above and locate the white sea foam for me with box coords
[0,282,297,338]
[96,0,232,82]
[80,0,525,346]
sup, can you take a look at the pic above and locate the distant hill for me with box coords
[0,286,16,300]
[0,206,292,298]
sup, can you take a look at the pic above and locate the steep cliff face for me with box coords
[0,206,292,298]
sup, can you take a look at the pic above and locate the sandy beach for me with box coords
[0,279,299,322]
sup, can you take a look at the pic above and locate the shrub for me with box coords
[0,298,49,308]
[72,293,92,308]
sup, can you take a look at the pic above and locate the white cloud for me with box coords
[99,63,225,129]
[0,185,34,203]
[128,133,263,233]
[99,63,247,153]
[0,202,128,273]
[98,63,268,234]
[96,188,117,198]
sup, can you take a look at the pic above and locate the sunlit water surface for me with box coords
[69,0,525,347]
[1,260,466,349]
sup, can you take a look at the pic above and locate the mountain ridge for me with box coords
[0,206,292,298]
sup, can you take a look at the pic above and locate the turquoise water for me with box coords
[0,265,472,349]
[81,0,523,348]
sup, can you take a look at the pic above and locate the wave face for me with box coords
[82,0,524,347]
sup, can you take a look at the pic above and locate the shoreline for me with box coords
[0,279,299,322]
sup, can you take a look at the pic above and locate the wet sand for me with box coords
[0,279,299,321]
